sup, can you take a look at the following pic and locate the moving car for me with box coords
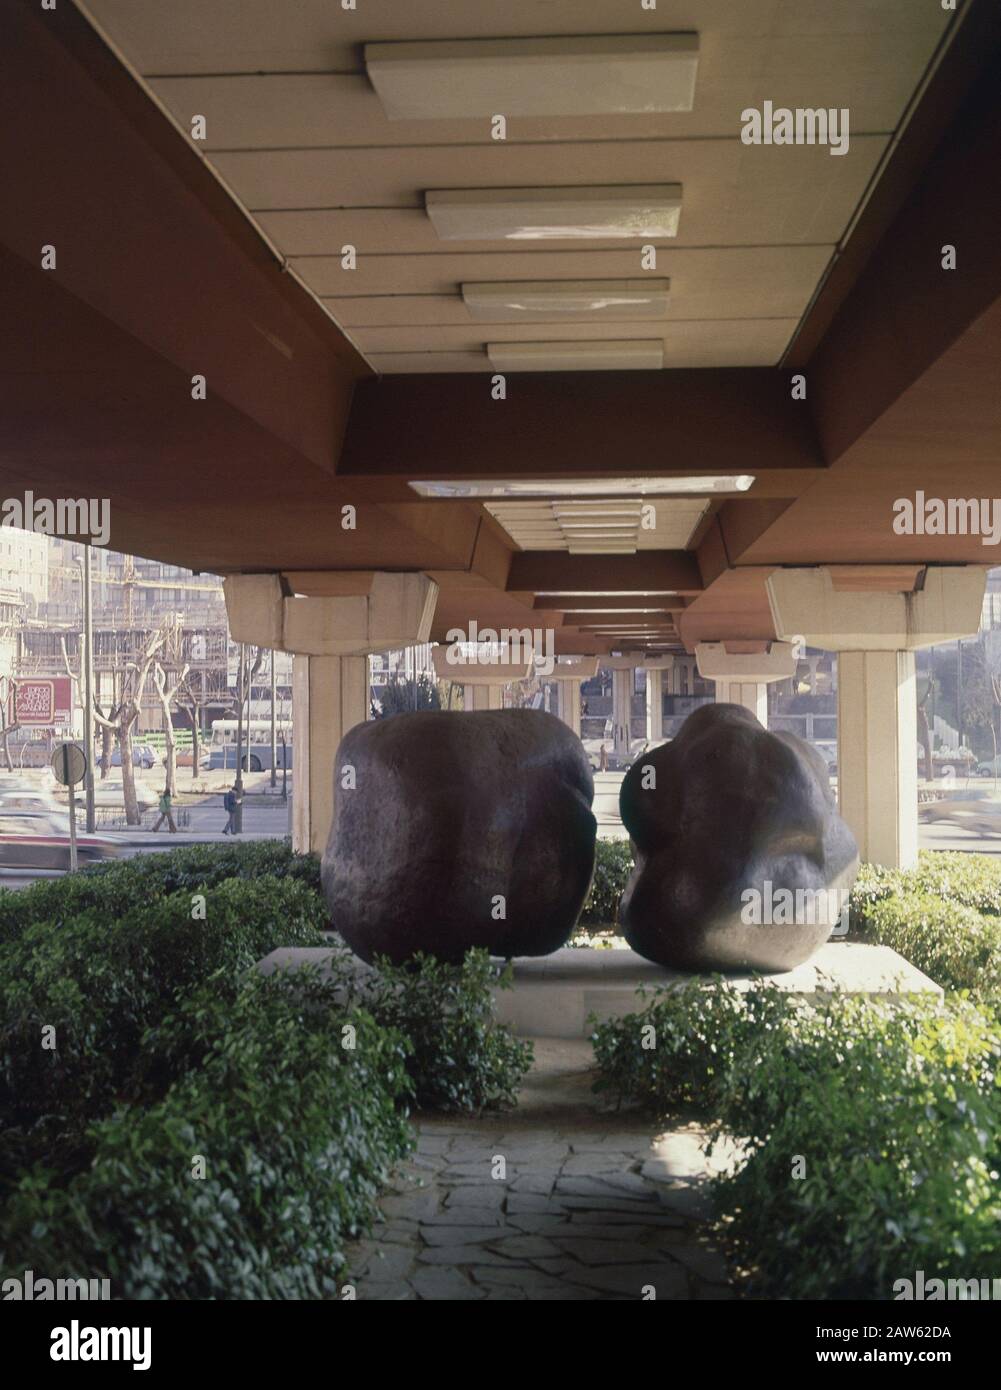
[0,812,121,870]
[919,792,1001,838]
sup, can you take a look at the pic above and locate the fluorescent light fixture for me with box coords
[409,477,754,499]
[462,279,670,321]
[426,186,682,241]
[488,340,664,372]
[365,34,699,120]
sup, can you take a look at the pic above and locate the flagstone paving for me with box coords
[345,1040,738,1301]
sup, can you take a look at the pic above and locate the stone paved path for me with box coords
[345,1041,737,1301]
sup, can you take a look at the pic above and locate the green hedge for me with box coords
[850,851,1001,1001]
[591,981,1001,1300]
[578,838,633,927]
[851,850,1001,921]
[1,970,413,1299]
[0,844,535,1295]
[0,839,322,946]
[357,950,533,1112]
[0,875,328,1131]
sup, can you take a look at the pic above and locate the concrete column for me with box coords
[611,667,633,756]
[223,570,438,858]
[712,678,768,723]
[464,683,504,711]
[552,656,599,738]
[292,654,369,856]
[837,650,917,869]
[557,679,581,735]
[767,564,987,868]
[645,667,665,742]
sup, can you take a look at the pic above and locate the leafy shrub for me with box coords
[351,948,533,1112]
[0,840,322,946]
[578,838,633,927]
[591,981,1001,1300]
[851,850,1001,924]
[712,994,1001,1298]
[0,875,327,1129]
[860,892,1001,999]
[1,970,413,1298]
[590,979,794,1113]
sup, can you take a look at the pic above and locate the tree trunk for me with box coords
[917,703,934,784]
[119,716,140,825]
[163,724,177,797]
[190,711,200,781]
[100,725,113,780]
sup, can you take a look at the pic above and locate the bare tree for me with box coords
[0,674,18,771]
[93,628,166,825]
[153,660,190,796]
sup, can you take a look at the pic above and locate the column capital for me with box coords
[696,640,796,683]
[766,565,987,651]
[432,648,533,684]
[224,571,437,656]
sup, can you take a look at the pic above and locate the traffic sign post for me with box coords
[51,742,88,874]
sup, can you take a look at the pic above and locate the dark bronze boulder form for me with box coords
[619,703,859,973]
[322,708,597,965]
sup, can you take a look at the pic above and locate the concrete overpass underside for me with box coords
[4,0,1001,863]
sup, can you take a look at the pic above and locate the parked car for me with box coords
[975,756,1001,777]
[108,744,157,770]
[176,747,212,769]
[0,812,121,870]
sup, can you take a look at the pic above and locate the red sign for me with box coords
[9,677,73,727]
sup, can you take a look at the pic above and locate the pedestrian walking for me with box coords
[222,784,242,835]
[152,786,178,834]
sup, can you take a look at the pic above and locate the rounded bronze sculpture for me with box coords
[322,708,597,965]
[619,703,858,972]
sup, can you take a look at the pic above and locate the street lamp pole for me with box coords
[270,648,277,789]
[75,549,96,833]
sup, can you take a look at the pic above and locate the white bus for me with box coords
[208,719,293,772]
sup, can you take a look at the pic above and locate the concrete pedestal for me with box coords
[258,942,943,1041]
[490,943,943,1038]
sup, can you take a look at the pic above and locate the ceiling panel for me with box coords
[211,138,887,245]
[351,319,797,355]
[77,0,950,384]
[312,245,831,313]
[146,25,933,150]
[259,208,681,256]
[83,0,948,77]
[367,318,798,372]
